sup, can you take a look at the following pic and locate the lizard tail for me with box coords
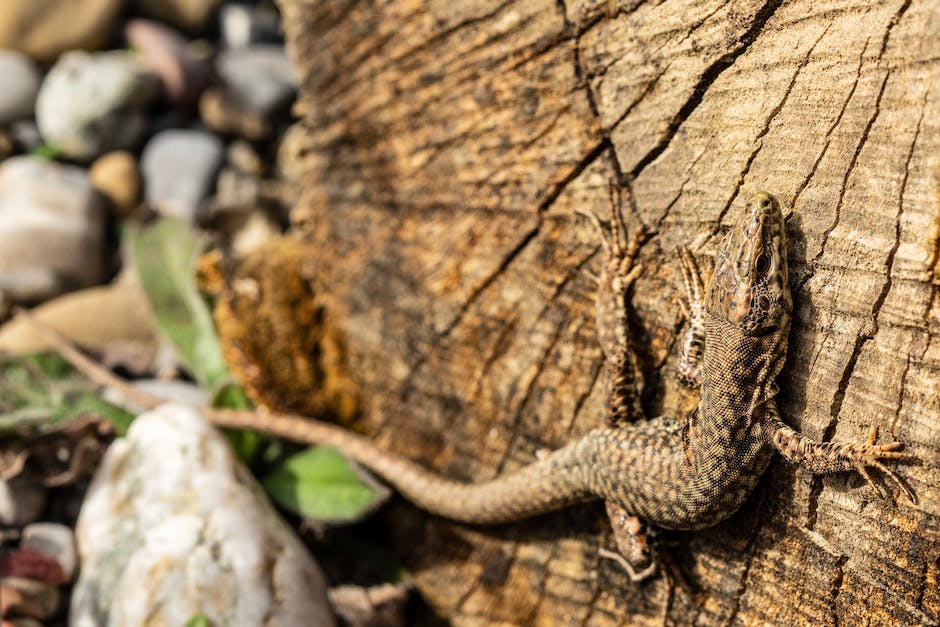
[207,408,599,524]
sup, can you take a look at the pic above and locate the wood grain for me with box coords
[278,0,939,624]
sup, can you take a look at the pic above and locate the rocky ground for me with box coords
[0,2,408,625]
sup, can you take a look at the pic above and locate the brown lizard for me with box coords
[21,192,917,580]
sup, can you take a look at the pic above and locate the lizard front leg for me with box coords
[576,189,651,427]
[762,404,918,501]
[675,246,707,389]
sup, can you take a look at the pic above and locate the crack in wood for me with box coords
[655,146,706,230]
[829,553,850,627]
[823,69,924,442]
[494,319,566,474]
[799,0,910,293]
[522,542,561,624]
[801,69,890,450]
[791,35,871,216]
[723,490,769,626]
[536,139,610,214]
[323,0,517,99]
[437,226,541,339]
[567,355,605,437]
[628,0,785,179]
[800,70,890,295]
[714,21,832,233]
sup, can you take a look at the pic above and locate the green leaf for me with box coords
[0,353,134,434]
[128,218,268,464]
[262,447,387,523]
[29,143,63,161]
[210,380,252,410]
[128,218,228,389]
[184,615,211,627]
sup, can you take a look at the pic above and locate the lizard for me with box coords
[20,191,918,581]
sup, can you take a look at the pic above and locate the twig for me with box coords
[15,307,164,411]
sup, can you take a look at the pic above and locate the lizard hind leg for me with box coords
[599,501,658,582]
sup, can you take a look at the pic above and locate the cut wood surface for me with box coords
[278,0,939,624]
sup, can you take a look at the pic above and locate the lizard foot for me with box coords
[845,425,919,503]
[575,189,653,292]
[601,501,658,582]
[599,547,657,582]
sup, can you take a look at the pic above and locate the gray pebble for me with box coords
[216,45,296,118]
[9,119,42,152]
[0,477,47,527]
[220,3,283,48]
[0,50,41,124]
[141,129,224,222]
[36,51,161,161]
[0,156,105,303]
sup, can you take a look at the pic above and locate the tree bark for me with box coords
[278,0,939,624]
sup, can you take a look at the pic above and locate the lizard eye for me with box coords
[755,253,770,276]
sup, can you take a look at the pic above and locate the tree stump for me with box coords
[278,0,939,624]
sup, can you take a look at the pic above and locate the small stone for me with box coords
[212,168,262,215]
[0,156,105,303]
[69,404,336,626]
[216,45,296,119]
[0,549,66,584]
[131,0,224,33]
[0,129,12,160]
[0,477,47,526]
[0,576,61,620]
[328,583,410,627]
[0,50,40,124]
[36,51,162,161]
[276,122,309,182]
[227,140,264,176]
[8,119,41,153]
[199,87,271,141]
[125,19,209,105]
[0,0,123,63]
[89,151,141,217]
[219,3,283,48]
[140,129,224,222]
[21,523,77,583]
[231,210,281,257]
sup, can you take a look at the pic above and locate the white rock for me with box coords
[140,129,224,221]
[0,50,41,124]
[69,404,336,627]
[0,156,105,303]
[36,51,161,160]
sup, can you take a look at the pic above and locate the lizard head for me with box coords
[706,192,791,335]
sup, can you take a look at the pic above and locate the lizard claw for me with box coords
[848,425,919,504]
[599,547,658,582]
[575,204,653,288]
